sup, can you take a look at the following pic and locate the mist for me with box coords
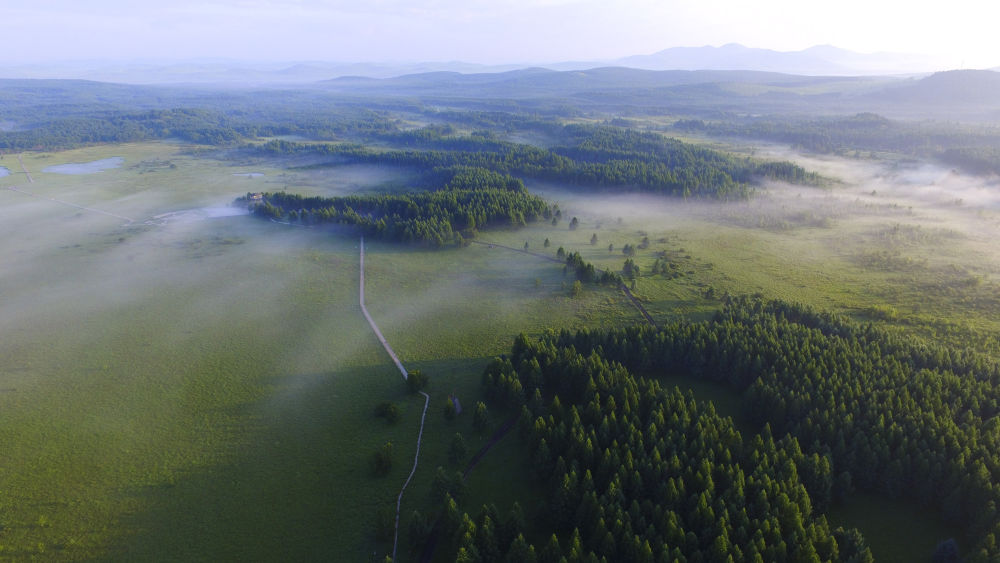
[522,144,1000,310]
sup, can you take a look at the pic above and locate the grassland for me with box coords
[428,157,999,559]
[1,139,993,560]
[0,142,644,560]
[379,151,998,559]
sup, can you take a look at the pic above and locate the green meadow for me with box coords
[1,140,992,560]
[0,143,639,560]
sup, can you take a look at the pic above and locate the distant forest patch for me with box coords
[250,124,822,200]
[242,167,554,247]
[675,113,1000,175]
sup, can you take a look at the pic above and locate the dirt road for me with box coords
[360,236,409,379]
[359,236,430,562]
[17,153,32,183]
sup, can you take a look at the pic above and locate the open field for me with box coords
[501,149,1000,355]
[0,142,646,560]
[1,139,994,560]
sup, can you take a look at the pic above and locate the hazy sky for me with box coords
[8,0,999,67]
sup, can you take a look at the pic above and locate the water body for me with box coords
[0,166,10,177]
[43,157,124,175]
[232,172,264,178]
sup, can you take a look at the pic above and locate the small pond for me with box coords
[43,157,124,175]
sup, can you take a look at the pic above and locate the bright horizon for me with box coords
[7,0,1000,69]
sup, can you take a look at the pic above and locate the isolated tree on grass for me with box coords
[543,238,550,248]
[623,258,640,280]
[444,398,457,422]
[571,280,583,298]
[473,401,489,433]
[569,217,579,230]
[590,233,598,245]
[406,370,428,393]
[374,401,400,424]
[373,441,393,476]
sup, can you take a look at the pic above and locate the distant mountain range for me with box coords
[0,44,973,85]
[316,66,1000,120]
[318,66,887,101]
[2,65,998,121]
[611,44,953,76]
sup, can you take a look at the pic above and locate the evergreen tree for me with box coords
[473,402,490,433]
[449,433,468,466]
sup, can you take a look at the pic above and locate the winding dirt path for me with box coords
[358,236,430,562]
[392,392,429,561]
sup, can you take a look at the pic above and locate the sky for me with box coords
[7,0,999,68]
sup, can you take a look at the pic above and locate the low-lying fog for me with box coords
[3,139,1000,558]
[530,147,1000,287]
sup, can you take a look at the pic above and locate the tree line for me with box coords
[675,113,1000,176]
[0,103,397,151]
[466,295,999,561]
[250,124,821,200]
[426,316,872,562]
[243,167,553,247]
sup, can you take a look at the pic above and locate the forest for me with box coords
[244,167,553,246]
[674,114,1000,174]
[439,297,998,562]
[249,124,821,200]
[3,72,999,562]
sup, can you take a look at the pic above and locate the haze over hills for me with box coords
[0,44,965,86]
[3,66,999,121]
[321,67,848,96]
[317,66,1000,120]
[875,69,1000,105]
[613,43,952,76]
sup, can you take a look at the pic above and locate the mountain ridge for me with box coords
[0,44,962,85]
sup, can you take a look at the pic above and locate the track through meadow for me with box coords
[359,236,429,562]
